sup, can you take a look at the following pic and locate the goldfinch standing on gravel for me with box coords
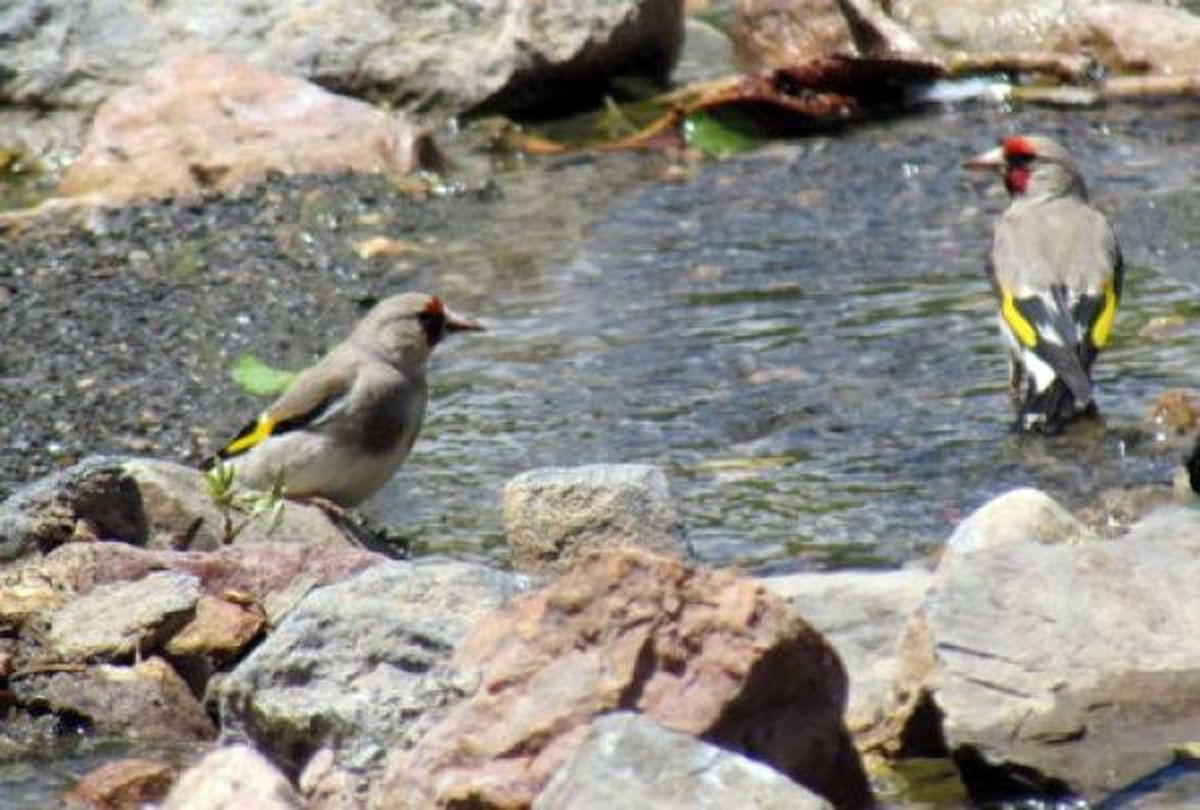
[207,292,483,507]
[964,135,1123,433]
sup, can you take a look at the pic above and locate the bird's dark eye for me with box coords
[417,310,445,344]
[1007,153,1035,168]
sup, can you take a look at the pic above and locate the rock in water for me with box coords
[503,464,689,574]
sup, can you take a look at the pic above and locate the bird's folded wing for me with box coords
[1071,277,1120,364]
[1000,288,1094,402]
[216,358,356,460]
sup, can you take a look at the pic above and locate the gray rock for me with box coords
[218,559,530,779]
[124,457,350,550]
[0,455,147,562]
[47,570,200,661]
[503,464,688,575]
[889,488,1200,801]
[7,657,216,742]
[889,0,1083,53]
[534,712,833,810]
[762,567,932,735]
[164,744,303,810]
[943,486,1094,553]
[1056,3,1200,75]
[1,0,683,116]
[890,0,1200,75]
[0,455,354,566]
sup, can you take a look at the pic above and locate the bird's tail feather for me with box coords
[1017,378,1095,434]
[1035,342,1094,406]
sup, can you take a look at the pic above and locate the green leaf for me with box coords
[681,109,764,157]
[230,354,297,397]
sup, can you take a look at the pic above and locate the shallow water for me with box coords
[369,99,1200,570]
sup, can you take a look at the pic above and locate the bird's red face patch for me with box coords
[1004,165,1032,195]
[423,296,446,318]
[1001,137,1037,195]
[1001,136,1037,160]
[419,296,447,346]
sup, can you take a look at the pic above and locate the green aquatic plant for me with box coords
[682,109,765,157]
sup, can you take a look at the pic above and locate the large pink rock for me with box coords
[373,549,871,809]
[57,53,437,205]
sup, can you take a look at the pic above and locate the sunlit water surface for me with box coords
[366,100,1200,571]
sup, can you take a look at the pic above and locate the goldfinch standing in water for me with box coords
[964,135,1123,433]
[207,292,483,507]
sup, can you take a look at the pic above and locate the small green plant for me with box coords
[203,461,286,544]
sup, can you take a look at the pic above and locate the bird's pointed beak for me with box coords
[963,146,1005,171]
[445,308,485,333]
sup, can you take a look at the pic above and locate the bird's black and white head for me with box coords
[964,135,1088,202]
[352,292,483,368]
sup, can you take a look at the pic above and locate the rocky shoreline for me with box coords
[3,0,1200,807]
[0,456,1197,807]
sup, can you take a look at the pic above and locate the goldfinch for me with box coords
[964,135,1123,433]
[207,292,483,506]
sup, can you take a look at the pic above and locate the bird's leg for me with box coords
[294,494,349,522]
[1007,356,1025,405]
[292,495,385,549]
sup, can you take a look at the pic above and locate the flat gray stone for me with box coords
[503,464,688,574]
[890,489,1200,801]
[762,567,932,734]
[47,570,200,661]
[534,712,833,810]
[218,559,530,777]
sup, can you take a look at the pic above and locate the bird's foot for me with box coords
[295,495,349,522]
[292,495,397,552]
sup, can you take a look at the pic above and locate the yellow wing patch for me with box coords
[1090,280,1118,348]
[220,413,277,457]
[1000,291,1038,348]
